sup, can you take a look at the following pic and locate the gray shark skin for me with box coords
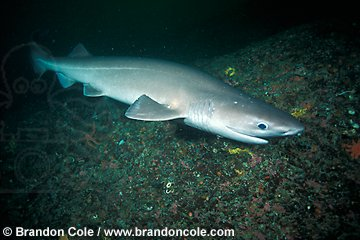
[31,43,304,144]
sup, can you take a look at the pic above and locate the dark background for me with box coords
[1,0,358,61]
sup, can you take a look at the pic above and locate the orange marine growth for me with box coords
[343,140,360,159]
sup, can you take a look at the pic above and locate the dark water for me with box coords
[1,0,336,59]
[1,0,359,239]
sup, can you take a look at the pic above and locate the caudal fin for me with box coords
[30,43,78,88]
[30,42,52,77]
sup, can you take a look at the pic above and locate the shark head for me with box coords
[185,94,304,144]
[215,95,304,144]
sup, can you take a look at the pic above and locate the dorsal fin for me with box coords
[69,43,91,57]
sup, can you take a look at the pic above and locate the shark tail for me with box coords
[30,42,76,88]
[30,42,53,77]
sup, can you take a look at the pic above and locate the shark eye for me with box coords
[257,122,268,130]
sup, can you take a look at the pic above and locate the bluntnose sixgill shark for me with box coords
[31,43,304,144]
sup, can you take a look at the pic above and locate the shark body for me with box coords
[31,43,304,144]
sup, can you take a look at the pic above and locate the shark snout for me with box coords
[282,123,304,136]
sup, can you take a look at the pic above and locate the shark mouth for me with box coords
[226,126,269,144]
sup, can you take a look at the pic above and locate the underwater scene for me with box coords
[0,0,359,239]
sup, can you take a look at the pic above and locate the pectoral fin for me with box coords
[125,95,181,121]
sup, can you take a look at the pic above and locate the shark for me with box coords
[31,42,304,144]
